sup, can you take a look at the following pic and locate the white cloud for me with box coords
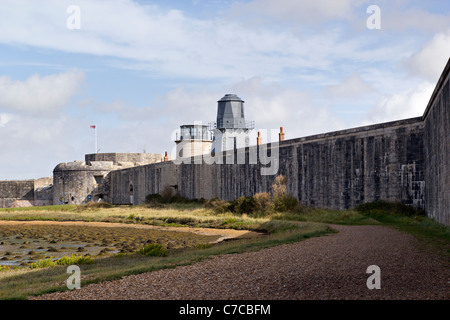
[0,113,89,179]
[365,82,434,123]
[381,8,450,34]
[0,0,400,80]
[230,0,361,25]
[0,69,85,114]
[86,78,346,159]
[228,77,346,138]
[0,113,13,127]
[404,30,450,82]
[326,73,374,99]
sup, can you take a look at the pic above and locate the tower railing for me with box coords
[175,131,213,141]
[208,120,255,130]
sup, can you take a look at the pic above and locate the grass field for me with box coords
[0,200,448,299]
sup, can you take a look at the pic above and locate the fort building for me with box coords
[0,59,448,226]
[52,153,167,205]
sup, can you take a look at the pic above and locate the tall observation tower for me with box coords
[209,94,254,154]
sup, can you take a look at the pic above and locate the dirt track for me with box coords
[34,224,449,300]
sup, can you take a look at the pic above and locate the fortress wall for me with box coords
[292,120,424,209]
[108,117,425,210]
[85,153,164,165]
[0,198,16,208]
[53,164,110,205]
[108,162,178,205]
[104,59,450,225]
[0,178,53,208]
[423,59,450,225]
[0,180,35,201]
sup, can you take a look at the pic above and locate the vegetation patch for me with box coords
[355,200,426,217]
[0,223,218,268]
[0,185,448,299]
[355,200,449,256]
[0,205,331,299]
[203,175,300,216]
[273,207,377,225]
[29,254,94,269]
[136,243,168,257]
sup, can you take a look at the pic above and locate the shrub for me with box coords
[30,254,94,269]
[30,258,55,269]
[204,198,232,213]
[355,200,425,217]
[272,175,288,198]
[253,192,272,213]
[170,194,189,203]
[145,193,162,204]
[146,188,201,205]
[137,243,168,257]
[270,175,299,212]
[230,196,258,214]
[273,194,299,212]
[56,254,94,265]
[160,185,177,203]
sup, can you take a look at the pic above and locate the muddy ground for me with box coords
[0,221,258,266]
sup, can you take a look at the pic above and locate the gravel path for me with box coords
[34,225,449,300]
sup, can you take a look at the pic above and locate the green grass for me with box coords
[354,201,450,257]
[0,205,77,212]
[0,201,448,299]
[136,244,169,257]
[29,254,95,269]
[270,206,378,225]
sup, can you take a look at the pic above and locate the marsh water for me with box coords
[0,222,221,266]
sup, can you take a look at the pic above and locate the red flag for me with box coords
[90,125,96,129]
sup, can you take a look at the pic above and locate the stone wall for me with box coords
[108,162,178,205]
[288,118,425,209]
[107,60,450,226]
[108,117,425,211]
[423,58,450,225]
[85,153,165,166]
[53,153,167,205]
[0,178,53,208]
[53,161,111,204]
[0,180,35,200]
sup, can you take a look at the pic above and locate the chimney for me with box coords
[164,151,169,162]
[279,127,285,142]
[257,131,262,145]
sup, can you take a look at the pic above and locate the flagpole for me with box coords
[91,125,97,154]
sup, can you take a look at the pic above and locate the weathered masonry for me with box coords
[423,58,450,225]
[52,153,166,205]
[109,117,425,210]
[108,58,449,226]
[0,178,53,208]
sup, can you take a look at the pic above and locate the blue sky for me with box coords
[0,0,449,180]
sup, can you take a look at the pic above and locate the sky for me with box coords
[0,0,449,180]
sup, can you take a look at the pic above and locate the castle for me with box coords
[1,59,448,226]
